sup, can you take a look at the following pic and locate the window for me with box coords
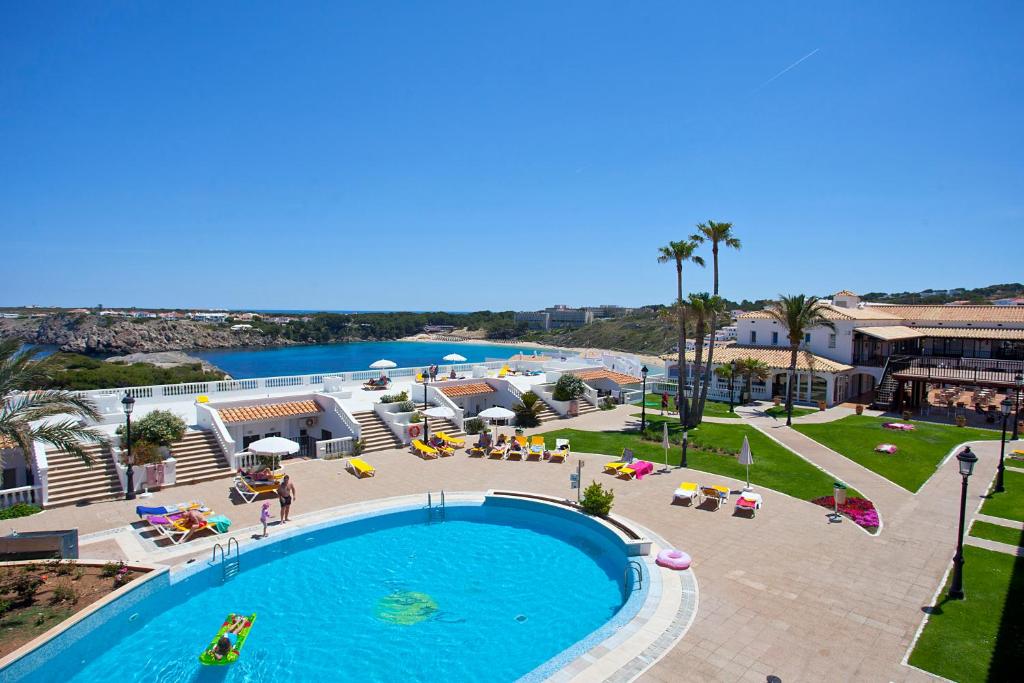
[829,333,836,349]
[2,468,17,490]
[804,333,811,344]
[750,331,757,344]
[772,331,778,345]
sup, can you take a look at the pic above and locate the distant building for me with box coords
[190,312,229,323]
[545,305,593,329]
[423,324,455,334]
[158,311,182,320]
[514,311,551,331]
[131,311,157,318]
[0,313,19,319]
[586,305,634,319]
[230,324,253,331]
[993,297,1024,306]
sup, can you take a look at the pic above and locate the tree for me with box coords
[735,357,770,404]
[0,340,106,465]
[714,362,738,411]
[764,295,835,425]
[657,240,704,430]
[513,391,543,428]
[688,293,725,426]
[552,374,586,402]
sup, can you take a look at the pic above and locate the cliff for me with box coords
[0,314,293,355]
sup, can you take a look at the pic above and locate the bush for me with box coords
[410,412,423,424]
[6,574,43,605]
[120,439,162,466]
[552,374,586,402]
[395,400,417,413]
[580,481,615,516]
[50,582,79,605]
[380,391,409,404]
[513,391,542,428]
[600,397,616,410]
[0,599,11,617]
[100,561,122,578]
[0,503,42,520]
[463,418,485,435]
[116,410,186,446]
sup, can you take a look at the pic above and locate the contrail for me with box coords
[754,48,820,91]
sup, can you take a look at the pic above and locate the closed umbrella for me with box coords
[661,421,671,472]
[738,436,754,491]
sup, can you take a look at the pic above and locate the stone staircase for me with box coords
[169,430,233,486]
[535,402,561,423]
[425,417,466,440]
[353,411,404,453]
[45,443,123,507]
[575,398,601,417]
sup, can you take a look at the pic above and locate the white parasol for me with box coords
[424,406,455,419]
[443,353,467,362]
[661,421,671,472]
[479,406,515,437]
[738,436,754,490]
[369,359,397,370]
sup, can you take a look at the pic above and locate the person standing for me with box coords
[260,501,271,537]
[277,475,296,524]
[661,392,669,415]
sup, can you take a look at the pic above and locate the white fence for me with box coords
[316,437,356,459]
[0,486,39,509]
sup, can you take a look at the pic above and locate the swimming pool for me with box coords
[10,498,643,682]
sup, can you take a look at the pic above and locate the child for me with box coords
[260,501,271,538]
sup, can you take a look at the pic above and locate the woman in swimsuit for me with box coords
[277,474,296,524]
[212,615,247,660]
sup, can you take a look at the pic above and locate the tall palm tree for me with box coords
[736,357,770,404]
[657,240,704,427]
[690,220,741,297]
[714,363,738,411]
[687,292,725,425]
[0,340,106,465]
[764,295,835,425]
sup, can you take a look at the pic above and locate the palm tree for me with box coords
[657,240,704,428]
[735,357,770,404]
[0,340,106,465]
[690,220,741,296]
[714,363,738,411]
[688,293,725,425]
[764,295,835,425]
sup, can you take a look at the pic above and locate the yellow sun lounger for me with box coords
[549,439,570,463]
[347,458,375,478]
[411,439,439,459]
[673,482,701,505]
[700,485,730,511]
[489,443,508,459]
[603,448,635,473]
[437,431,465,448]
[527,436,545,460]
[233,475,279,504]
[497,365,509,378]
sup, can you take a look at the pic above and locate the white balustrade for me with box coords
[0,486,37,509]
[316,437,355,459]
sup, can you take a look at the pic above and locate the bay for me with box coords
[193,341,557,379]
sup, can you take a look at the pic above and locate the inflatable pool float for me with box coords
[198,613,256,665]
[656,549,691,570]
[875,444,898,454]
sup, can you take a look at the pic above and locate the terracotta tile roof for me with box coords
[441,383,496,398]
[912,326,1024,340]
[218,399,322,424]
[739,305,898,321]
[853,326,924,341]
[877,305,1024,323]
[568,368,643,385]
[834,289,857,296]
[667,345,853,373]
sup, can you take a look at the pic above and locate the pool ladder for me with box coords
[426,491,446,523]
[213,537,240,582]
[623,560,643,599]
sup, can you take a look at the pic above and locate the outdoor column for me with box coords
[825,375,835,407]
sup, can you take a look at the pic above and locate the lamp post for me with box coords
[423,369,430,445]
[996,399,1012,493]
[728,360,737,414]
[640,365,648,432]
[121,395,136,501]
[1013,372,1022,441]
[948,446,978,600]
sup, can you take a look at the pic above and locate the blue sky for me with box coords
[2,2,1021,311]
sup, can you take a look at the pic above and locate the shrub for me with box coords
[116,409,186,446]
[0,599,11,617]
[6,574,43,605]
[580,481,615,516]
[513,391,542,428]
[552,374,586,402]
[599,397,616,410]
[463,418,485,435]
[120,439,162,466]
[395,400,417,413]
[410,412,423,424]
[0,503,42,520]
[50,582,79,605]
[380,391,409,404]
[100,561,122,578]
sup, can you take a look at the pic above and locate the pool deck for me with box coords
[7,404,1011,682]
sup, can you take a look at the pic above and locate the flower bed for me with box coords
[811,495,879,532]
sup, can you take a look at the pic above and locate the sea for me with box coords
[193,341,556,379]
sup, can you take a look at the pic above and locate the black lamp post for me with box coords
[728,360,737,413]
[640,365,648,432]
[996,399,1012,493]
[423,369,430,444]
[1013,372,1022,441]
[948,446,978,600]
[121,394,136,501]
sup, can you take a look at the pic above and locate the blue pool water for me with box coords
[194,341,559,379]
[35,503,629,683]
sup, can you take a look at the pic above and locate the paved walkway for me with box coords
[7,404,1011,682]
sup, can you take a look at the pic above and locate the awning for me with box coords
[854,326,924,342]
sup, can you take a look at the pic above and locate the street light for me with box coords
[948,446,978,600]
[121,394,136,501]
[423,368,430,445]
[728,360,738,413]
[1013,372,1022,441]
[640,365,649,432]
[996,399,1012,493]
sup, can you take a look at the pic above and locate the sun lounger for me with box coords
[673,482,701,505]
[497,365,509,378]
[135,501,205,518]
[735,493,761,517]
[347,457,376,478]
[489,441,509,459]
[430,440,455,457]
[604,448,635,473]
[550,439,570,462]
[411,439,440,459]
[527,436,545,460]
[437,431,465,448]
[234,475,279,503]
[701,485,730,511]
[469,434,492,457]
[618,460,653,480]
[507,437,527,461]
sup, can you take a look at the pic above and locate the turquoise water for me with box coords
[194,341,558,379]
[39,504,627,682]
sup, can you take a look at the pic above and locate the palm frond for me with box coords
[22,420,107,466]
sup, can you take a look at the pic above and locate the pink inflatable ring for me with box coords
[656,549,691,570]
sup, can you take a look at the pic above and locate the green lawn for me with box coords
[980,469,1024,522]
[793,415,998,493]
[545,416,856,501]
[909,545,1024,682]
[633,393,740,419]
[763,404,815,419]
[970,520,1023,548]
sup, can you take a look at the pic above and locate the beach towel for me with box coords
[207,515,232,533]
[632,461,654,480]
